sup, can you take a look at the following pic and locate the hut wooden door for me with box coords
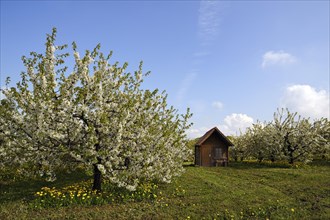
[201,145,212,166]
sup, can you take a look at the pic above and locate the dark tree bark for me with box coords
[257,151,263,163]
[289,155,294,164]
[284,133,295,164]
[270,154,275,162]
[93,141,102,192]
[92,163,102,191]
[287,142,295,164]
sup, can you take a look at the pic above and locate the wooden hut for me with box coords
[195,127,234,167]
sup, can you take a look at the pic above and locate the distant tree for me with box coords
[245,122,267,163]
[245,122,283,163]
[0,28,192,191]
[273,109,329,164]
[311,118,330,160]
[264,123,283,162]
[230,109,329,164]
[228,136,238,162]
[186,138,199,163]
[229,134,249,162]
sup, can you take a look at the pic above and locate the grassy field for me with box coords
[1,161,329,219]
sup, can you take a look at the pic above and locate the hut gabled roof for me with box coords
[195,127,234,146]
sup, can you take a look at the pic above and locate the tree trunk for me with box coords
[285,134,294,165]
[288,146,294,164]
[270,154,275,162]
[288,147,294,164]
[92,164,102,192]
[93,141,102,191]
[258,152,263,163]
[289,156,294,165]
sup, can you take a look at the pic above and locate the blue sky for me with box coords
[1,0,329,138]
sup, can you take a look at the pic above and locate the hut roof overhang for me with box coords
[195,127,234,147]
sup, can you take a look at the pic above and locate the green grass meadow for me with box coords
[1,161,329,219]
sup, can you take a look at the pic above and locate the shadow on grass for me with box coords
[0,170,90,204]
[188,160,330,170]
[228,161,292,169]
[310,160,330,167]
[186,161,292,169]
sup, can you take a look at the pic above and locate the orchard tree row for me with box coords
[229,109,330,164]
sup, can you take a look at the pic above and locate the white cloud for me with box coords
[194,1,226,69]
[220,113,254,135]
[187,113,254,139]
[198,0,224,44]
[281,84,329,119]
[212,101,224,110]
[262,50,297,68]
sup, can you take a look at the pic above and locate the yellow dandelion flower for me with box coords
[291,208,294,212]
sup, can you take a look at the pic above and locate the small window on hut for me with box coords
[215,147,222,159]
